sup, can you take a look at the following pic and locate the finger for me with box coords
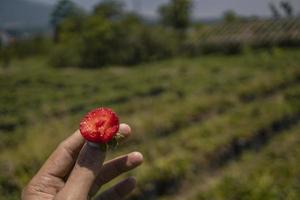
[94,177,136,200]
[90,152,143,196]
[56,142,106,199]
[117,123,132,144]
[37,130,85,179]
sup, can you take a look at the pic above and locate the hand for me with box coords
[22,123,143,200]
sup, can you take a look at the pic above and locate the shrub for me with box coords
[49,14,180,68]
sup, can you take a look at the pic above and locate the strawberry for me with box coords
[80,108,119,144]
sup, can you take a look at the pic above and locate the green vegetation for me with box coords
[0,48,299,199]
[47,0,182,68]
[159,0,192,30]
[2,0,300,69]
[45,0,300,69]
[191,123,300,200]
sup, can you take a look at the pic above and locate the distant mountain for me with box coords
[0,0,53,30]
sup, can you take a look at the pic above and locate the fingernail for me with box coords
[119,123,131,135]
[129,152,144,165]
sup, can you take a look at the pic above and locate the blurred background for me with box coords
[1,0,300,199]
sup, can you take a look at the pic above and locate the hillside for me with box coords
[0,49,299,199]
[0,0,53,30]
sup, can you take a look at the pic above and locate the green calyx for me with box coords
[107,133,125,150]
[88,133,125,151]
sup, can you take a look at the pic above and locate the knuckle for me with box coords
[58,140,78,160]
[21,182,43,199]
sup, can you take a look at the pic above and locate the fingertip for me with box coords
[127,177,137,187]
[101,177,137,199]
[129,152,144,166]
[119,123,131,136]
[87,141,100,148]
[119,177,137,194]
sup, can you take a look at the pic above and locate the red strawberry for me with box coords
[80,108,119,144]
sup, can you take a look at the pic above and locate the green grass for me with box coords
[0,49,300,199]
[189,123,300,200]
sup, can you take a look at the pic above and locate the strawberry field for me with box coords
[0,48,300,199]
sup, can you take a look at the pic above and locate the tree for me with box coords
[269,3,281,19]
[223,10,240,23]
[93,0,124,20]
[50,0,84,42]
[0,46,11,68]
[158,0,192,31]
[280,1,294,17]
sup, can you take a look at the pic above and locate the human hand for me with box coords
[22,123,143,200]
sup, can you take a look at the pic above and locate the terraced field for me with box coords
[188,123,300,200]
[0,49,299,199]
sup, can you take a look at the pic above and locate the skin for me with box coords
[22,123,143,200]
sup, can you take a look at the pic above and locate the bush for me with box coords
[48,42,82,68]
[117,26,179,65]
[12,36,52,59]
[49,14,180,68]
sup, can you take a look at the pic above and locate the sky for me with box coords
[29,0,300,18]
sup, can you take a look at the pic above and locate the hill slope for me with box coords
[0,49,299,199]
